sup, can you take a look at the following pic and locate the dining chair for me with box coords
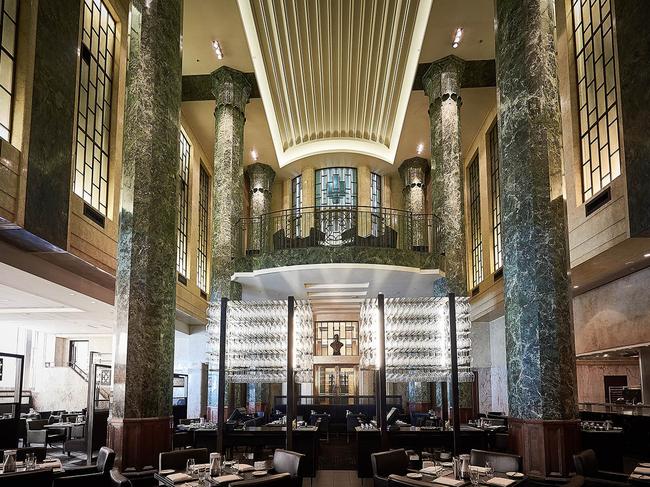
[371,449,409,487]
[272,449,304,487]
[469,449,522,473]
[56,446,115,479]
[573,450,629,487]
[159,447,209,472]
[109,468,133,487]
[230,472,292,486]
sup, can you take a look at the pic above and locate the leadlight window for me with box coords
[315,167,357,207]
[73,0,116,216]
[468,155,483,288]
[177,131,190,278]
[315,321,359,357]
[488,123,502,271]
[292,175,302,237]
[370,172,382,236]
[0,0,17,141]
[197,164,209,293]
[572,0,620,201]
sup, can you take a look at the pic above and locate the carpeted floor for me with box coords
[317,437,357,470]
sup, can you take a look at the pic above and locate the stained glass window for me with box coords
[197,164,209,293]
[177,131,190,278]
[315,167,357,207]
[488,123,502,271]
[468,155,483,288]
[572,0,620,201]
[73,0,116,215]
[0,0,18,141]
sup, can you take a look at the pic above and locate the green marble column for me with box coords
[422,56,468,296]
[495,0,578,476]
[109,0,181,470]
[245,163,275,253]
[206,67,251,414]
[399,157,429,250]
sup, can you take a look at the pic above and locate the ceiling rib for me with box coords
[238,0,433,167]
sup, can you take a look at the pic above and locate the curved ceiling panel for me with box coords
[238,0,432,167]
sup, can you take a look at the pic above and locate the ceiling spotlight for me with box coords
[212,40,224,60]
[416,143,424,155]
[251,149,258,161]
[452,27,463,49]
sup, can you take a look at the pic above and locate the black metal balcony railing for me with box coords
[235,206,440,256]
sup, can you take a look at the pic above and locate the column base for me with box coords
[108,416,173,471]
[509,418,580,479]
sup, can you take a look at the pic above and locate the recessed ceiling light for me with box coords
[251,149,258,161]
[452,27,463,49]
[212,40,224,60]
[416,143,424,155]
[573,285,579,289]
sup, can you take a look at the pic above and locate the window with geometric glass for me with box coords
[177,132,190,278]
[197,164,209,293]
[0,0,18,141]
[370,172,382,236]
[315,321,359,357]
[291,175,302,237]
[73,0,116,215]
[572,0,620,201]
[315,167,357,207]
[488,123,502,271]
[468,154,483,288]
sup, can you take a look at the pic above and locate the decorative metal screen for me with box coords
[291,175,302,238]
[197,164,209,292]
[0,0,17,141]
[359,297,472,383]
[468,155,483,288]
[177,131,190,277]
[315,321,359,356]
[371,172,382,237]
[215,300,314,383]
[488,123,502,271]
[73,0,116,215]
[572,0,621,201]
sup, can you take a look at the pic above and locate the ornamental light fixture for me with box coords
[250,149,258,161]
[416,143,424,155]
[212,40,224,60]
[452,28,463,49]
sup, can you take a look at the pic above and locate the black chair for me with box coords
[470,449,522,473]
[0,419,19,449]
[309,413,330,441]
[371,449,409,487]
[173,430,193,449]
[388,474,435,487]
[231,473,292,486]
[16,446,47,461]
[110,469,133,487]
[272,449,304,487]
[179,418,200,425]
[193,430,218,452]
[56,446,115,479]
[573,450,629,487]
[159,447,209,472]
[0,469,53,487]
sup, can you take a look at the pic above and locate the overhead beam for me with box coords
[181,60,496,102]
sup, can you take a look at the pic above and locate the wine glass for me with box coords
[186,458,195,475]
[469,467,481,487]
[485,462,494,479]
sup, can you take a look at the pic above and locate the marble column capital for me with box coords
[398,157,430,188]
[245,162,276,195]
[422,55,466,104]
[210,66,252,114]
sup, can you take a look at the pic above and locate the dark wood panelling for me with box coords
[108,416,173,471]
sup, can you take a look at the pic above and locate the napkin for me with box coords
[166,472,193,483]
[421,466,444,475]
[433,476,466,486]
[233,464,255,472]
[486,477,516,487]
[634,467,650,475]
[213,474,243,484]
[470,466,490,474]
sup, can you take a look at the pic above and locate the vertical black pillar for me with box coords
[217,297,228,454]
[377,294,388,446]
[286,296,295,450]
[449,293,460,455]
[441,382,449,424]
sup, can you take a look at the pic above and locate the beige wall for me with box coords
[576,359,640,403]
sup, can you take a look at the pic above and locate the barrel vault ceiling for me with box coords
[237,0,433,167]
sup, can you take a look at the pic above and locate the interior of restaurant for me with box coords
[0,0,650,486]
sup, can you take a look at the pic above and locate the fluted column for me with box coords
[399,157,429,251]
[245,163,275,253]
[206,67,251,417]
[108,0,181,470]
[422,56,468,296]
[495,0,578,477]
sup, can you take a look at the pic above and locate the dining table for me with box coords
[154,463,276,486]
[44,421,86,440]
[403,465,529,487]
[0,457,64,476]
[629,463,650,485]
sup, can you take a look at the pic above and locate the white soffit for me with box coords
[238,0,433,167]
